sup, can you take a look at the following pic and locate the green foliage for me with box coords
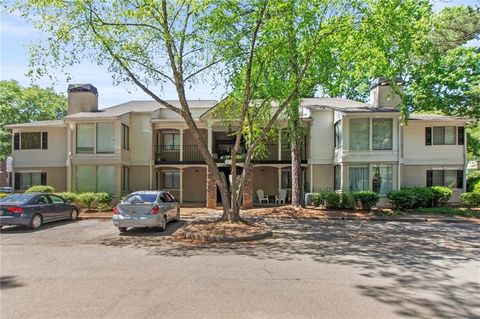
[0,193,8,198]
[468,124,480,159]
[388,188,417,210]
[415,207,480,218]
[310,193,324,207]
[97,203,113,212]
[25,185,55,193]
[0,80,67,159]
[460,192,480,208]
[78,193,97,211]
[95,192,112,204]
[430,186,452,207]
[340,192,355,210]
[55,192,78,203]
[467,169,480,192]
[352,191,380,211]
[323,192,341,210]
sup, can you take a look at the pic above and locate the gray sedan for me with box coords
[0,193,79,230]
[113,191,180,233]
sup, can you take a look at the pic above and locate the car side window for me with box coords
[159,194,168,203]
[49,195,65,204]
[166,193,176,202]
[35,196,50,205]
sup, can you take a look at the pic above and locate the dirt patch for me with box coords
[244,206,375,219]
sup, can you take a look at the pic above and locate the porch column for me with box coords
[206,167,217,209]
[278,128,282,161]
[207,124,212,153]
[180,167,183,204]
[180,128,184,161]
[278,166,282,196]
[242,166,253,209]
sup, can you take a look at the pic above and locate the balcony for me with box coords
[155,145,203,164]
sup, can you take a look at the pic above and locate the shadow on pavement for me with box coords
[0,276,24,290]
[0,219,80,233]
[99,218,480,318]
[117,220,185,237]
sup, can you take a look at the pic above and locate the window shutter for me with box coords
[456,170,463,189]
[40,173,47,185]
[41,132,48,149]
[457,127,465,145]
[425,127,432,145]
[14,133,20,150]
[14,173,21,190]
[426,170,433,187]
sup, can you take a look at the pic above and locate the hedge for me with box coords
[25,185,55,193]
[352,191,380,210]
[0,193,8,199]
[55,192,78,203]
[78,192,97,211]
[387,187,452,210]
[310,191,379,210]
[460,192,480,208]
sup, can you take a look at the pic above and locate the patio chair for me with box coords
[276,189,287,204]
[256,189,269,204]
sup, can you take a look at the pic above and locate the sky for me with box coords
[1,0,478,109]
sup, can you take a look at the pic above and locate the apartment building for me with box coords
[6,79,468,207]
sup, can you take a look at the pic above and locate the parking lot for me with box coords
[1,218,479,319]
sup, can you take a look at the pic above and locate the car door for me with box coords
[32,195,56,221]
[158,193,173,220]
[48,195,70,219]
[166,193,179,218]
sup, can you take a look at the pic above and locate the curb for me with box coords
[183,229,273,242]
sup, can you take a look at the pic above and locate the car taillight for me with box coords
[151,206,159,215]
[7,207,24,214]
[113,207,119,215]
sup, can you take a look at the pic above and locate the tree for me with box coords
[15,0,363,222]
[0,80,67,159]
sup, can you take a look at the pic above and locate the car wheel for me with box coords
[31,214,43,230]
[174,208,180,222]
[70,209,79,221]
[159,215,167,231]
[118,227,128,233]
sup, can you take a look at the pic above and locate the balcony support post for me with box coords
[180,129,184,161]
[207,124,212,154]
[278,128,282,161]
[180,167,183,204]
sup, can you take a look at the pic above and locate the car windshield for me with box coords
[0,194,36,205]
[123,194,158,203]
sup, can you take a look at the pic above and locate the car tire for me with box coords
[173,208,180,222]
[31,214,43,230]
[118,227,128,233]
[70,209,79,221]
[159,215,167,232]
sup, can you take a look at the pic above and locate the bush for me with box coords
[95,192,112,204]
[310,193,324,207]
[55,192,78,203]
[387,188,416,210]
[353,191,380,210]
[460,192,480,208]
[467,170,480,192]
[0,193,8,199]
[340,192,355,210]
[474,183,480,193]
[25,185,55,193]
[78,192,97,211]
[97,203,113,212]
[324,192,341,209]
[431,186,452,207]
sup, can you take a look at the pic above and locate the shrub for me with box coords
[353,191,380,210]
[55,192,78,203]
[78,192,97,211]
[95,192,112,204]
[323,192,341,209]
[460,192,480,208]
[97,203,113,212]
[475,183,480,193]
[430,186,452,207]
[466,170,480,192]
[387,188,416,210]
[310,193,324,207]
[25,185,55,193]
[414,187,436,208]
[0,193,8,199]
[340,192,355,210]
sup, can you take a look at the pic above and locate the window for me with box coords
[163,171,180,189]
[349,167,369,191]
[281,170,292,189]
[122,166,129,191]
[76,123,94,153]
[166,193,177,202]
[334,121,342,148]
[432,127,456,145]
[371,165,393,195]
[349,119,369,150]
[427,170,463,188]
[14,172,46,190]
[458,127,465,145]
[75,166,95,192]
[96,123,115,153]
[334,165,341,190]
[122,124,129,150]
[14,132,48,150]
[96,166,115,194]
[35,195,50,205]
[49,195,65,204]
[159,193,169,202]
[372,119,393,150]
[163,133,180,150]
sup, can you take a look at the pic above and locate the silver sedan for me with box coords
[112,191,180,233]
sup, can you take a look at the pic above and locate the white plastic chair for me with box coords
[256,189,269,204]
[276,189,287,204]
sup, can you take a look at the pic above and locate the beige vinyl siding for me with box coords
[12,127,67,168]
[309,109,334,164]
[402,121,466,165]
[129,165,151,191]
[130,115,152,165]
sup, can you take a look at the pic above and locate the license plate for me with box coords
[0,210,4,216]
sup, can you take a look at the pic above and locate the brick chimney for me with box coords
[67,84,98,115]
[369,77,404,108]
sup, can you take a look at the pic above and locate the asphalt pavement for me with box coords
[1,218,479,319]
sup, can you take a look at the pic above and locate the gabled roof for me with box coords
[64,100,218,119]
[409,114,469,121]
[301,97,399,113]
[5,120,66,129]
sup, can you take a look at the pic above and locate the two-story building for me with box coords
[6,79,468,207]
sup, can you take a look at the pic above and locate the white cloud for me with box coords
[0,21,40,38]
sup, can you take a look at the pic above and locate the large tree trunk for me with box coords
[291,137,302,207]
